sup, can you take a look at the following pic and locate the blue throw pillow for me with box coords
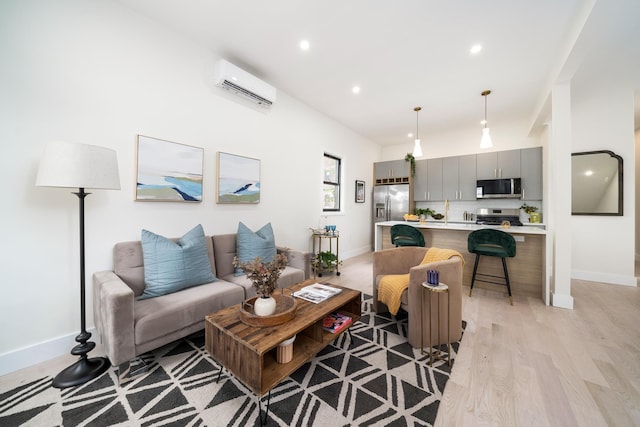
[235,222,277,276]
[139,224,216,300]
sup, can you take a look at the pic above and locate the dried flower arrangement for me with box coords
[233,253,288,298]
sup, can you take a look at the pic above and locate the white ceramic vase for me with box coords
[254,295,277,316]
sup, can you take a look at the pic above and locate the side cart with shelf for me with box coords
[311,231,341,277]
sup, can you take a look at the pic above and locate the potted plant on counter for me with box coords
[415,208,433,221]
[520,203,540,223]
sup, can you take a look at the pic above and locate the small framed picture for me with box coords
[216,152,261,204]
[355,180,365,203]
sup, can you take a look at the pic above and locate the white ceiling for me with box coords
[116,0,638,145]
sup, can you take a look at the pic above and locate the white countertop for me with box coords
[375,220,546,235]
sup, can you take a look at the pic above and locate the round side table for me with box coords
[420,282,451,366]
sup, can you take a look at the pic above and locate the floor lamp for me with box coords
[36,141,120,388]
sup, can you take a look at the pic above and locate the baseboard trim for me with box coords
[341,245,371,260]
[0,327,98,377]
[551,292,574,309]
[571,270,637,287]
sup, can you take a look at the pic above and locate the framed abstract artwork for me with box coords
[355,180,365,203]
[135,135,204,202]
[216,152,260,204]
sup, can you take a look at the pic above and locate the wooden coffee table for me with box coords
[205,279,361,399]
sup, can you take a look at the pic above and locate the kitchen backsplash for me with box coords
[416,199,544,224]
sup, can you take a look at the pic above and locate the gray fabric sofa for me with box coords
[93,233,310,380]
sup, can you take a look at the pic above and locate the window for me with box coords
[323,153,341,212]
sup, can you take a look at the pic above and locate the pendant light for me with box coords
[413,106,423,157]
[480,90,493,149]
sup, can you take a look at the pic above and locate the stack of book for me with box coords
[323,312,352,334]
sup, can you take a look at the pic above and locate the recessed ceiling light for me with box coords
[470,44,482,54]
[352,86,361,94]
[585,170,594,176]
[480,119,487,125]
[408,133,413,138]
[299,40,310,51]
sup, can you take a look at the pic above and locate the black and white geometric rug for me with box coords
[0,295,464,426]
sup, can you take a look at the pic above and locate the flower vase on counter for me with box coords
[529,212,541,223]
[520,203,539,223]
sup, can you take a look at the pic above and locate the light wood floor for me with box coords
[329,252,640,427]
[2,254,639,426]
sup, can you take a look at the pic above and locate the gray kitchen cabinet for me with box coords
[379,148,542,204]
[442,155,477,201]
[476,152,496,179]
[442,157,459,201]
[374,159,410,183]
[499,150,521,178]
[413,159,442,201]
[427,158,443,201]
[520,147,542,200]
[413,159,429,201]
[476,150,520,179]
[458,154,477,200]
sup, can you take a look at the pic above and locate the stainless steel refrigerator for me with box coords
[373,184,410,223]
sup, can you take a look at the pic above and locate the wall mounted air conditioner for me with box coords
[214,59,276,108]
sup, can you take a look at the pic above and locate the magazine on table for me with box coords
[293,283,342,303]
[323,312,352,334]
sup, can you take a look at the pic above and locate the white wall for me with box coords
[564,0,640,289]
[0,0,380,373]
[570,82,637,286]
[549,83,574,308]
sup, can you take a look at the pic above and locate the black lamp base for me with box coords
[52,356,110,389]
[51,189,111,389]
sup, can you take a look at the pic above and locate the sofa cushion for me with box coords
[235,222,276,275]
[113,235,216,297]
[134,280,244,346]
[212,233,237,279]
[139,224,216,300]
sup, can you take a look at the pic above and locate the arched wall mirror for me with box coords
[571,150,623,215]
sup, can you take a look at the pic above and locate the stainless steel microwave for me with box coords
[476,178,522,199]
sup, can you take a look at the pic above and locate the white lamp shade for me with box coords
[412,139,423,157]
[480,128,493,149]
[36,141,120,189]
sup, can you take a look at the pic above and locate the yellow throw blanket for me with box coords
[377,247,464,315]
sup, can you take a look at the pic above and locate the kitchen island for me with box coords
[375,221,546,301]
